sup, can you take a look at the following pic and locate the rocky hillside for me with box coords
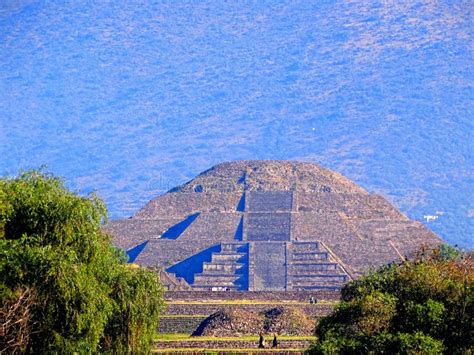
[2,1,471,247]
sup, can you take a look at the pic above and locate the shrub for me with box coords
[309,246,473,354]
[0,170,164,353]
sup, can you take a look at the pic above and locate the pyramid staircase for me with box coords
[192,243,249,291]
[288,242,349,291]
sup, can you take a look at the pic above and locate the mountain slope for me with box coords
[1,1,472,247]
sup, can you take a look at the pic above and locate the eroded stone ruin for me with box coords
[106,160,442,291]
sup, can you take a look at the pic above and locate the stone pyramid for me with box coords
[106,160,442,291]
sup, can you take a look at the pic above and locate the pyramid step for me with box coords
[292,252,329,261]
[293,285,342,291]
[201,267,245,276]
[201,270,245,276]
[288,271,346,282]
[290,282,346,288]
[212,253,247,263]
[192,285,240,291]
[216,251,247,256]
[203,262,245,273]
[291,242,320,253]
[290,269,343,276]
[291,274,347,281]
[220,243,248,253]
[290,263,340,272]
[204,260,246,266]
[193,274,241,286]
[291,277,347,288]
[291,261,339,267]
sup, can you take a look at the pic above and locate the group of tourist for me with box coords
[255,295,319,348]
[258,333,279,349]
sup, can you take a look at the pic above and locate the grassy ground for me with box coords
[156,333,316,341]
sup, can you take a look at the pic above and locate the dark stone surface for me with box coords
[246,213,291,242]
[251,242,287,291]
[246,191,293,212]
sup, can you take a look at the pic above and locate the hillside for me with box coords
[1,1,472,247]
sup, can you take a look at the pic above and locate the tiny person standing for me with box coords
[272,333,279,348]
[258,332,265,348]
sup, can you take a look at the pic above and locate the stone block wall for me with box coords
[291,212,362,276]
[287,242,349,290]
[191,243,249,291]
[138,240,219,268]
[164,290,341,302]
[250,242,287,291]
[337,194,407,220]
[389,222,442,257]
[135,192,242,218]
[104,218,181,249]
[295,192,353,212]
[164,303,333,317]
[158,316,208,333]
[177,212,241,242]
[246,191,293,212]
[291,211,354,241]
[155,338,314,349]
[246,213,292,241]
[294,193,403,220]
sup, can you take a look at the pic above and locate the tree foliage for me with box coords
[0,170,164,353]
[310,246,473,354]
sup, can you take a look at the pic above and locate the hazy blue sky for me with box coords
[1,1,472,247]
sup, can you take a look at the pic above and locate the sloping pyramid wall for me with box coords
[105,161,443,291]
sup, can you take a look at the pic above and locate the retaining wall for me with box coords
[164,303,334,317]
[164,291,340,302]
[155,339,314,349]
[158,316,208,334]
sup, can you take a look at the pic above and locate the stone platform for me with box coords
[159,291,336,334]
[155,290,331,353]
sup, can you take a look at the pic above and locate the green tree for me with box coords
[310,246,473,354]
[0,170,164,353]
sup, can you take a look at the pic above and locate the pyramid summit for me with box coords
[168,160,366,194]
[107,160,443,291]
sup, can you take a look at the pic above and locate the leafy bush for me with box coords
[0,170,164,353]
[309,246,473,354]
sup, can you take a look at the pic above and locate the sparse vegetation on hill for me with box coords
[0,171,164,353]
[309,245,473,354]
